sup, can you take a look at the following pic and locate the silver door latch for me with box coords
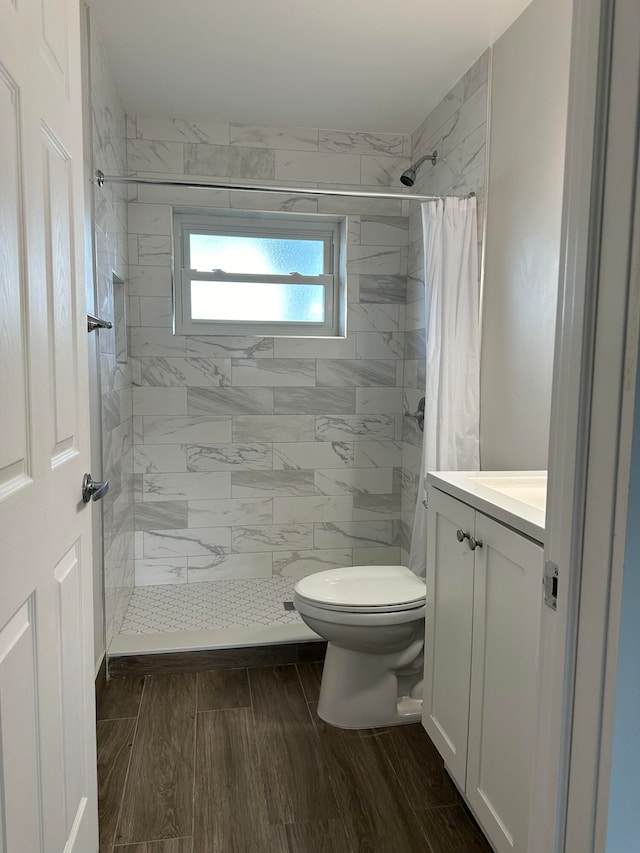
[82,473,109,503]
[544,561,558,610]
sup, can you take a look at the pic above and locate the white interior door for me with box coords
[0,0,98,850]
[466,513,543,852]
[422,487,476,790]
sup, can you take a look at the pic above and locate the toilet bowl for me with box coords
[293,565,426,729]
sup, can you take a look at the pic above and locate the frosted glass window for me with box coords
[190,234,324,276]
[190,280,325,323]
[173,211,344,337]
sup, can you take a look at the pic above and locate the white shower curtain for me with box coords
[408,197,480,575]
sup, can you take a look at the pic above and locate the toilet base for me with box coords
[317,638,424,729]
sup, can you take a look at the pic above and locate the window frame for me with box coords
[172,210,347,338]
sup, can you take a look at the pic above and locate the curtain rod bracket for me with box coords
[94,169,105,188]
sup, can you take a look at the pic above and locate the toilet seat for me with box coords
[294,565,426,614]
[293,595,426,628]
[294,594,425,615]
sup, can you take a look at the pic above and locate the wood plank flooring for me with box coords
[117,674,197,845]
[97,663,492,853]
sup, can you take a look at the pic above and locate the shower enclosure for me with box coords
[106,137,413,658]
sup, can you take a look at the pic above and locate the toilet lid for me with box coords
[294,565,426,609]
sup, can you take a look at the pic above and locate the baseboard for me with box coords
[107,640,327,678]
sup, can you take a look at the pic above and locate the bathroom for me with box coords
[91,0,563,661]
[85,0,568,847]
[1,0,639,850]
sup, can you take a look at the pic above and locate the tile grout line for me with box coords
[294,665,317,724]
[109,676,147,853]
[97,715,138,723]
[246,665,257,729]
[112,835,193,849]
[196,704,252,716]
[190,672,199,853]
[294,663,307,702]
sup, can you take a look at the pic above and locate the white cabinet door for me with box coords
[466,513,543,853]
[422,487,476,789]
[0,0,98,850]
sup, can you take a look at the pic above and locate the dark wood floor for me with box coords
[97,663,492,853]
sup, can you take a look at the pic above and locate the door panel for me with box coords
[40,0,69,83]
[422,487,476,789]
[0,63,30,500]
[0,0,98,849]
[466,513,543,852]
[43,127,79,462]
[55,542,86,832]
[0,601,41,853]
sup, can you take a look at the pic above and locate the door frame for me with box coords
[80,2,107,676]
[531,0,640,849]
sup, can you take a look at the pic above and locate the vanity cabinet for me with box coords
[422,486,543,853]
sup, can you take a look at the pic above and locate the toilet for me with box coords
[293,565,427,729]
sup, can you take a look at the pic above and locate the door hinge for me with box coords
[544,561,558,610]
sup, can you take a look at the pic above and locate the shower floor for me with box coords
[111,577,320,657]
[120,577,303,635]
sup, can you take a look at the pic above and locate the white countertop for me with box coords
[426,470,547,542]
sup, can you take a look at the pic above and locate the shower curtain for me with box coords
[408,197,480,575]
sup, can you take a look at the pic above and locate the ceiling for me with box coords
[89,0,533,133]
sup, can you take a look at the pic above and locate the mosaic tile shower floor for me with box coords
[119,577,303,634]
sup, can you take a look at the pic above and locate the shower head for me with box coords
[400,167,417,187]
[400,151,438,187]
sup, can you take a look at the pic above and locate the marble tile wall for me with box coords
[90,22,133,647]
[126,116,412,585]
[400,50,490,564]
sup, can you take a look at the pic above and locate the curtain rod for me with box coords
[93,170,474,204]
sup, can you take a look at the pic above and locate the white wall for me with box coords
[480,0,572,470]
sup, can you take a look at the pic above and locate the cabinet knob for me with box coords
[456,529,470,543]
[468,536,483,551]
